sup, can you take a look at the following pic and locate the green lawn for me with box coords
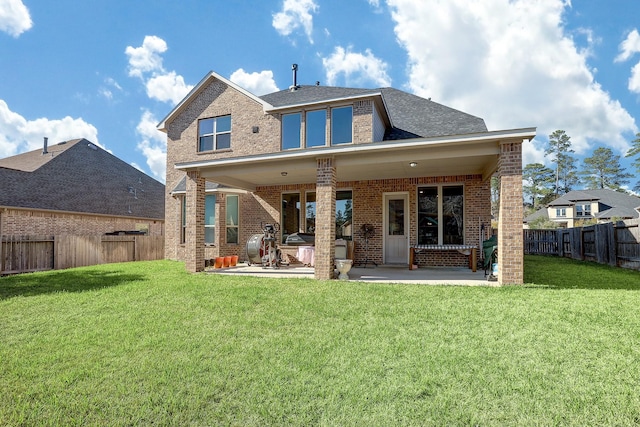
[1,256,640,426]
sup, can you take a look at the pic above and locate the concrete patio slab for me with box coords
[207,263,497,286]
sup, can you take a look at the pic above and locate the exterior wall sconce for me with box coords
[281,171,288,176]
[409,162,418,168]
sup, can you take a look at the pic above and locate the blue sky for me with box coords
[2,0,640,188]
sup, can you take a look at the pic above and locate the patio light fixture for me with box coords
[409,162,418,168]
[281,171,288,176]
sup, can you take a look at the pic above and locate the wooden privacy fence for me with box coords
[1,235,164,275]
[524,219,640,271]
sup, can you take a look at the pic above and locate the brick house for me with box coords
[159,70,535,284]
[524,189,640,228]
[0,138,165,236]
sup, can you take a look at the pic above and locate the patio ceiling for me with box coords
[175,128,536,191]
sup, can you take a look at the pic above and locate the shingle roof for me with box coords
[0,139,165,219]
[525,189,640,222]
[259,85,487,139]
[170,177,226,194]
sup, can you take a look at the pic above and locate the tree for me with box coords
[625,132,640,192]
[522,163,555,209]
[545,130,578,195]
[579,146,632,191]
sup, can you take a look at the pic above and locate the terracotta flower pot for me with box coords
[223,256,232,267]
[214,257,224,269]
[230,255,239,266]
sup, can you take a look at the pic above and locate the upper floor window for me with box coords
[282,113,301,150]
[306,110,326,148]
[198,115,231,152]
[556,208,566,217]
[331,106,352,145]
[576,204,591,216]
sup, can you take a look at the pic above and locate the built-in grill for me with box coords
[284,232,315,246]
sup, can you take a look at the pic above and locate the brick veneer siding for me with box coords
[315,158,337,280]
[164,78,281,261]
[497,141,524,284]
[185,171,205,272]
[353,100,373,144]
[0,207,163,236]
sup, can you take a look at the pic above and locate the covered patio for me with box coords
[207,263,494,286]
[178,128,535,285]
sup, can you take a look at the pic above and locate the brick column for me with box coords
[185,170,205,273]
[315,157,336,280]
[497,141,524,284]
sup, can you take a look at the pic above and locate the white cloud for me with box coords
[229,69,279,95]
[146,71,193,104]
[616,29,640,94]
[322,46,391,87]
[135,110,166,182]
[125,35,167,78]
[125,36,194,106]
[0,0,32,37]
[387,0,637,166]
[629,61,640,94]
[125,36,194,181]
[615,29,640,63]
[272,0,318,44]
[98,77,123,101]
[0,99,99,158]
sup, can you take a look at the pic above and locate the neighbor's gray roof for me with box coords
[259,85,487,139]
[525,189,640,222]
[0,139,165,219]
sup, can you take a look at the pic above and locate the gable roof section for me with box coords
[157,70,274,132]
[0,139,165,219]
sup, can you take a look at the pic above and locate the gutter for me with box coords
[175,127,537,171]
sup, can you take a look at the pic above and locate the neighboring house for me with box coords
[0,138,165,236]
[524,189,640,228]
[158,69,535,284]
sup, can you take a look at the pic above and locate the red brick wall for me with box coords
[498,141,524,284]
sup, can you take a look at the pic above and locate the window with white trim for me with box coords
[226,195,239,244]
[198,115,231,152]
[180,196,186,244]
[205,194,216,244]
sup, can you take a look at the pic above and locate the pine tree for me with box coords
[523,163,555,209]
[545,130,578,195]
[625,132,640,192]
[580,147,632,191]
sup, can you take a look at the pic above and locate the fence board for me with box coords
[525,220,640,271]
[1,235,164,275]
[1,235,54,274]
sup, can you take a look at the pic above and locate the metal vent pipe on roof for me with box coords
[290,63,299,91]
[43,137,48,155]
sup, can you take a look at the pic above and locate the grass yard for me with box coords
[1,256,640,426]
